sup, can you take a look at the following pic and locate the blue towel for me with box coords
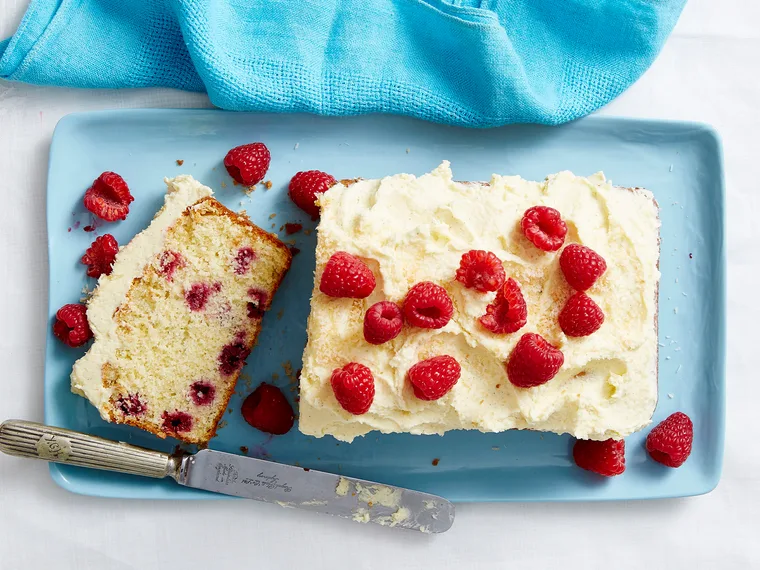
[0,0,685,127]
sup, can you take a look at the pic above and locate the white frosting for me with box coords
[299,162,660,442]
[70,176,213,415]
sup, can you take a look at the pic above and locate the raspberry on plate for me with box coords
[558,292,604,337]
[573,438,626,477]
[53,303,92,347]
[560,244,607,291]
[289,170,338,220]
[364,301,403,345]
[520,206,567,252]
[224,142,271,186]
[479,278,527,334]
[331,363,375,415]
[506,332,564,388]
[403,281,454,329]
[83,172,134,222]
[646,412,694,467]
[407,355,461,401]
[319,251,376,298]
[81,234,119,278]
[455,250,506,292]
[241,383,295,435]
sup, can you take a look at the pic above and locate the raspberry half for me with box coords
[81,234,119,278]
[520,206,567,252]
[560,244,607,291]
[573,438,626,477]
[241,383,295,435]
[83,172,134,222]
[364,301,403,345]
[403,282,453,329]
[288,170,337,220]
[506,332,564,388]
[558,292,604,337]
[330,363,375,415]
[455,250,506,292]
[319,251,376,298]
[646,412,694,468]
[224,143,271,186]
[52,303,92,347]
[161,411,193,434]
[408,355,461,401]
[479,278,528,334]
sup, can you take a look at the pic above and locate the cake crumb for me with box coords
[232,179,239,186]
[269,213,277,219]
[431,458,440,466]
[176,159,184,166]
[245,186,255,195]
[216,421,228,430]
[271,223,276,229]
[303,229,312,236]
[491,446,500,451]
[264,180,273,190]
[221,181,227,188]
[285,223,303,235]
[277,309,284,320]
[495,384,501,389]
[240,446,249,455]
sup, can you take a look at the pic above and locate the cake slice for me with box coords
[299,162,660,443]
[71,175,291,444]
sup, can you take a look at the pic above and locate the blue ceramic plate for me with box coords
[45,110,725,501]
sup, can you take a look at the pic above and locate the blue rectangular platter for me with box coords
[45,110,725,501]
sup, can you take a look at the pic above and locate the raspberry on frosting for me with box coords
[364,301,403,345]
[455,250,506,292]
[331,362,375,415]
[403,281,453,329]
[407,355,461,401]
[479,278,527,334]
[558,292,605,337]
[319,251,376,298]
[560,244,607,291]
[506,332,564,388]
[520,206,567,252]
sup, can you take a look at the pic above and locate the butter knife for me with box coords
[0,420,454,533]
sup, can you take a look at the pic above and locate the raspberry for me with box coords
[233,247,256,275]
[403,282,454,329]
[223,143,271,186]
[646,412,694,468]
[330,363,375,415]
[520,206,567,252]
[83,172,134,222]
[157,250,185,281]
[161,411,193,434]
[189,381,216,406]
[115,393,146,416]
[573,439,626,477]
[81,234,119,278]
[184,282,221,312]
[558,292,604,337]
[506,332,564,388]
[455,250,506,292]
[479,278,527,334]
[559,244,607,291]
[288,170,337,220]
[408,355,461,401]
[364,301,403,345]
[319,251,376,298]
[53,303,92,347]
[218,340,251,375]
[241,383,295,435]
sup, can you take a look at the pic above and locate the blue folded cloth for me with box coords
[0,0,686,127]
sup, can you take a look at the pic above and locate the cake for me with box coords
[299,162,660,442]
[71,175,292,444]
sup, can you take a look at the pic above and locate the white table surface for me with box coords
[1,0,758,568]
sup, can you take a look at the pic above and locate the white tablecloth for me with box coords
[1,0,757,567]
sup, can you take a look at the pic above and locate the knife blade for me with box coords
[0,420,454,533]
